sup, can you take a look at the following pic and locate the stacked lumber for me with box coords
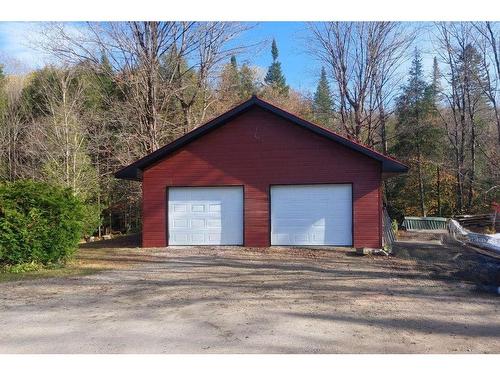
[454,214,499,233]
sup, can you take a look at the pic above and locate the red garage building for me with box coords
[116,96,407,248]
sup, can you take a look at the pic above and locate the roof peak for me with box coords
[115,96,408,181]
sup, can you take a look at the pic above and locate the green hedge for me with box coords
[0,180,84,265]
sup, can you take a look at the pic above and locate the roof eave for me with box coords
[114,98,257,181]
[382,161,409,174]
[114,167,141,181]
[254,98,409,174]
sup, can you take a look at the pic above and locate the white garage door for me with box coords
[271,184,352,246]
[168,186,243,245]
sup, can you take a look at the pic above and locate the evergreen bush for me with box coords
[0,180,84,265]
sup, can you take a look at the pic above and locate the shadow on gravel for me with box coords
[286,312,500,338]
[392,237,500,288]
[79,234,141,249]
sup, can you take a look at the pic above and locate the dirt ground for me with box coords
[0,234,499,354]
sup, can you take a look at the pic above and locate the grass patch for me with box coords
[0,258,110,283]
[0,266,103,283]
[1,236,149,283]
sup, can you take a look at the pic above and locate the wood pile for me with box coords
[454,214,499,233]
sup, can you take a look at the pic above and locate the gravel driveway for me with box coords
[1,242,499,353]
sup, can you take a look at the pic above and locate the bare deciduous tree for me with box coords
[37,22,254,156]
[434,22,495,212]
[0,75,30,181]
[29,67,97,197]
[307,22,414,147]
[473,21,500,145]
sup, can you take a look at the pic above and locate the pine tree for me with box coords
[430,56,443,215]
[218,55,242,105]
[430,56,441,102]
[228,55,240,89]
[239,63,258,99]
[264,39,289,96]
[98,55,118,100]
[456,43,488,210]
[81,54,118,111]
[391,48,442,217]
[313,67,333,126]
[230,55,237,71]
[160,46,201,133]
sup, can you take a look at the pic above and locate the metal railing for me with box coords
[402,216,448,231]
[382,208,396,247]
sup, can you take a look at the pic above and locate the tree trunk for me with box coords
[109,209,112,235]
[437,165,442,216]
[96,151,101,238]
[486,22,500,145]
[493,100,500,145]
[379,95,388,154]
[455,145,464,214]
[467,113,476,211]
[417,148,426,217]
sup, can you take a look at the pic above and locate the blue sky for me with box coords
[0,22,46,72]
[240,22,437,92]
[0,21,436,93]
[237,22,319,91]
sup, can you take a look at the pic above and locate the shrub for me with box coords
[81,203,101,237]
[391,219,399,237]
[2,261,43,274]
[0,180,84,265]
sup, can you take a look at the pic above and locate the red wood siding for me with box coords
[142,107,382,248]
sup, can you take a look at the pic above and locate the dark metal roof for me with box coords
[115,96,409,181]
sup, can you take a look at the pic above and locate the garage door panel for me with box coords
[208,233,221,242]
[191,204,205,212]
[207,219,221,228]
[172,204,187,212]
[271,184,352,246]
[274,233,290,244]
[209,204,221,212]
[171,233,189,243]
[168,187,243,245]
[191,218,205,229]
[191,233,205,243]
[172,219,188,229]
